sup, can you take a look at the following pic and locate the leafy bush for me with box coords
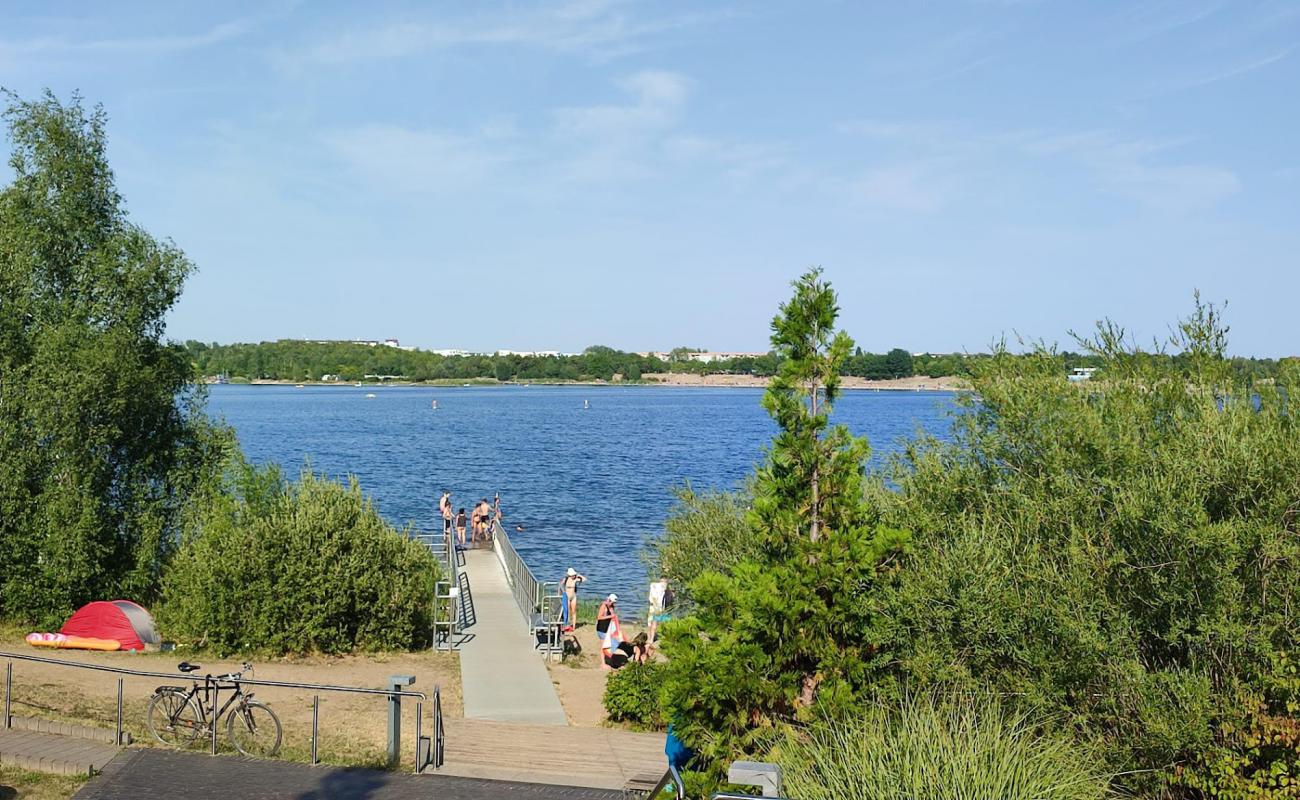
[158,459,439,654]
[774,693,1113,800]
[602,662,666,729]
[870,301,1300,796]
[643,484,761,599]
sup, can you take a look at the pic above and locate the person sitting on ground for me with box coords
[454,508,467,546]
[561,568,585,632]
[614,632,651,668]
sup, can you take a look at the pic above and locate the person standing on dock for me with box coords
[439,491,453,536]
[455,508,467,546]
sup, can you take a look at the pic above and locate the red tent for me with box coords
[60,600,159,651]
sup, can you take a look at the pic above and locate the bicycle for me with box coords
[146,661,283,757]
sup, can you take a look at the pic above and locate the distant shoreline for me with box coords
[209,374,969,392]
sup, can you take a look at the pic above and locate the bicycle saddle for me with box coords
[177,661,201,673]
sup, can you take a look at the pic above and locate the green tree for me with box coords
[0,91,225,625]
[493,358,513,382]
[883,347,914,378]
[658,269,909,773]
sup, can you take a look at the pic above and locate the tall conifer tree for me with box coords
[659,269,909,771]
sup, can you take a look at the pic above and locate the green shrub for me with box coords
[870,301,1300,795]
[643,484,761,601]
[602,661,666,729]
[158,459,439,654]
[774,693,1114,800]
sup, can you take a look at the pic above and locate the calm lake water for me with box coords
[206,385,959,604]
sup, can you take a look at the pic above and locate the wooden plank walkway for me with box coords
[0,727,121,776]
[456,549,568,726]
[437,718,666,790]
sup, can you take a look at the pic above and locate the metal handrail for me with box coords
[0,651,425,699]
[2,649,433,771]
[646,765,686,799]
[492,520,544,625]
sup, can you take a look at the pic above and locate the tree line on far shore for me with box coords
[183,339,1289,385]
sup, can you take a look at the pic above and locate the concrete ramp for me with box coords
[456,549,567,726]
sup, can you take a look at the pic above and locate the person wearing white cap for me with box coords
[560,567,586,632]
[597,593,621,670]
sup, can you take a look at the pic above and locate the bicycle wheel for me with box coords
[146,689,204,747]
[227,699,282,757]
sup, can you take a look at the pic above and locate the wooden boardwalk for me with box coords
[0,727,121,776]
[437,718,666,790]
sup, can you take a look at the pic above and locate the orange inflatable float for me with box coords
[26,632,121,651]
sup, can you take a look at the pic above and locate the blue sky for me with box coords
[3,1,1297,355]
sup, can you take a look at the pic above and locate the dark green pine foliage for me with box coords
[658,269,909,771]
[0,91,224,626]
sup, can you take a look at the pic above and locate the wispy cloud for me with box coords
[840,119,1241,215]
[0,19,251,59]
[549,70,691,182]
[278,1,733,67]
[849,160,964,214]
[1164,44,1296,90]
[323,125,518,195]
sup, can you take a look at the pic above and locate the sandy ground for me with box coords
[546,621,652,728]
[0,633,460,769]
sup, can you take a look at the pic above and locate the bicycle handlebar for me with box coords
[179,661,254,682]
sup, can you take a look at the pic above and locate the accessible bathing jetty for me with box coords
[422,521,666,791]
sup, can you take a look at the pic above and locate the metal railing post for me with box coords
[414,701,423,774]
[311,695,320,764]
[434,685,444,770]
[210,682,219,755]
[387,675,415,768]
[5,661,11,729]
[115,678,124,745]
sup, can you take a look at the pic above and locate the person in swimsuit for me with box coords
[454,508,467,546]
[561,567,586,631]
[475,498,490,539]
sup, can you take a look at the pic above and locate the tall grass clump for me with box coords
[776,694,1113,800]
[158,457,439,655]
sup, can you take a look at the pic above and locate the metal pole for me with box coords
[311,695,320,764]
[210,683,219,755]
[387,675,415,768]
[115,678,123,745]
[5,661,11,730]
[414,701,422,774]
